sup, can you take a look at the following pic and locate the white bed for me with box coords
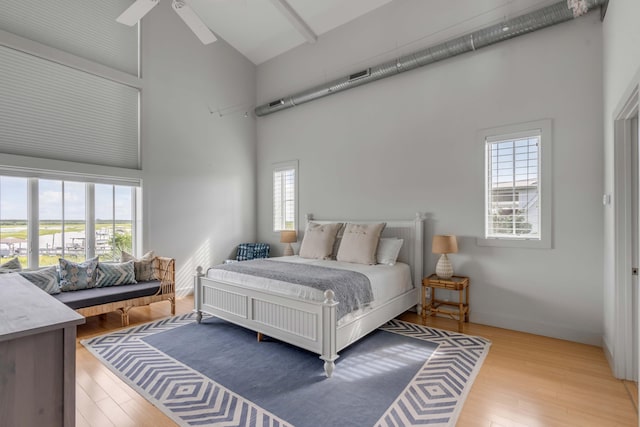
[194,214,424,377]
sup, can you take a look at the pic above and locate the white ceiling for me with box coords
[188,0,393,65]
[185,0,566,66]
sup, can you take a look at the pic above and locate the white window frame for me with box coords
[0,168,141,268]
[272,160,298,232]
[477,119,552,249]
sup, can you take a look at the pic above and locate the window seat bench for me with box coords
[52,256,176,326]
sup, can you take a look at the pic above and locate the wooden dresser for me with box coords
[0,274,85,427]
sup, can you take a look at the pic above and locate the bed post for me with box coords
[194,266,204,323]
[415,213,425,315]
[320,289,339,378]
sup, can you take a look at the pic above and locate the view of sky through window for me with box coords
[0,177,132,220]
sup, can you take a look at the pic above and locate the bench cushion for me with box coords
[52,280,161,309]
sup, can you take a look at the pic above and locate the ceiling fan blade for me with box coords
[116,0,159,26]
[172,0,217,45]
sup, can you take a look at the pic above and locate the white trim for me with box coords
[477,119,552,249]
[272,159,298,233]
[134,187,143,257]
[472,309,601,346]
[86,184,96,260]
[0,29,141,89]
[27,178,39,268]
[611,79,640,380]
[0,153,142,187]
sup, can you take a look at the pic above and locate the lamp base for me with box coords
[283,243,294,256]
[435,254,453,279]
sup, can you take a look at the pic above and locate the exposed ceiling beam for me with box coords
[268,0,317,44]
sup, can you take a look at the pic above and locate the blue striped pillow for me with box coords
[96,261,137,287]
[236,243,270,261]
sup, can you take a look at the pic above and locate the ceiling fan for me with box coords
[116,0,217,45]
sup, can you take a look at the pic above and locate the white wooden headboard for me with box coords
[305,213,425,288]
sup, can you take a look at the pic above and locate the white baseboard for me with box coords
[602,336,617,376]
[176,285,195,298]
[471,310,602,346]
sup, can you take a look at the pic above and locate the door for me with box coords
[632,114,639,382]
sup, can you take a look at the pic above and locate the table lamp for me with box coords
[280,230,297,256]
[432,235,458,279]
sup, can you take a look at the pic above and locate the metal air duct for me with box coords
[255,0,605,117]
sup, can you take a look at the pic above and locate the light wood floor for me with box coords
[76,297,638,427]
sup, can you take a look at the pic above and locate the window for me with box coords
[0,177,28,259]
[478,120,551,249]
[39,180,64,265]
[96,184,134,261]
[0,0,141,170]
[273,160,298,232]
[0,1,141,267]
[0,172,139,268]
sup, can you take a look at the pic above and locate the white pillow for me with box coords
[376,238,404,265]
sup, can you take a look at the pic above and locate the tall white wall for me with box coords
[256,1,604,344]
[141,1,256,295]
[602,0,640,360]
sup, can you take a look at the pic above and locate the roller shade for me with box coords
[0,0,138,76]
[0,45,140,169]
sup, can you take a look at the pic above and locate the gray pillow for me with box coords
[336,223,386,265]
[299,223,342,260]
[0,257,22,273]
[19,265,60,295]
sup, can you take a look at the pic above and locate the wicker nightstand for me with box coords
[422,274,470,332]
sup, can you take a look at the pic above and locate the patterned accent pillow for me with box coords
[121,251,156,281]
[0,257,22,273]
[236,243,270,261]
[96,261,137,287]
[59,257,99,292]
[19,266,60,295]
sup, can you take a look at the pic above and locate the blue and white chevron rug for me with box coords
[82,313,491,427]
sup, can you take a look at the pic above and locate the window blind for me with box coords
[486,131,541,239]
[0,0,138,76]
[274,168,296,231]
[0,45,140,169]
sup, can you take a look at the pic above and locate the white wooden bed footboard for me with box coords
[194,213,425,378]
[194,268,340,376]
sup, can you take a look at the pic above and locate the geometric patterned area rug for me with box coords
[82,313,491,427]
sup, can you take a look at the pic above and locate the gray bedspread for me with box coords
[212,259,373,320]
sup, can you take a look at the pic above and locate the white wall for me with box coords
[256,1,604,344]
[141,1,256,295]
[602,0,640,363]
